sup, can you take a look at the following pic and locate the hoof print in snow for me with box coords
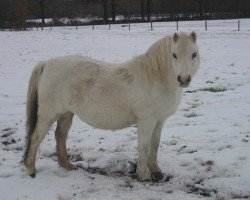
[202,160,214,166]
[230,194,250,199]
[201,160,214,172]
[2,139,16,146]
[71,153,84,162]
[1,128,18,147]
[73,156,84,162]
[218,144,233,151]
[186,182,217,197]
[84,167,108,176]
[178,145,188,152]
[188,150,198,154]
[128,161,137,179]
[241,138,249,143]
[1,128,16,138]
[178,146,198,154]
[124,180,134,188]
[184,112,199,118]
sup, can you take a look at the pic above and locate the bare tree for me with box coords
[4,0,249,28]
[196,0,204,18]
[141,0,144,20]
[0,0,11,28]
[27,0,54,25]
[111,0,116,21]
[101,0,108,23]
[146,0,152,21]
[75,0,108,23]
[39,0,45,25]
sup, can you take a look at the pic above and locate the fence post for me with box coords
[176,21,178,31]
[129,21,131,30]
[238,20,240,31]
[151,21,153,30]
[109,23,111,30]
[205,20,207,31]
[76,26,78,30]
[92,23,94,30]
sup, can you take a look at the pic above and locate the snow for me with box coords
[0,19,250,200]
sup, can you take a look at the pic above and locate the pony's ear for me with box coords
[190,31,197,43]
[173,33,179,42]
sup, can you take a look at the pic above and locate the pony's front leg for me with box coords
[137,119,157,181]
[147,121,164,182]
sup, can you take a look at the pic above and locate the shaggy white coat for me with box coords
[24,32,200,181]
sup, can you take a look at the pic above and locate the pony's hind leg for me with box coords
[55,112,76,170]
[24,116,56,176]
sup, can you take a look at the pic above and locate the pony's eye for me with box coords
[173,53,177,59]
[192,53,197,59]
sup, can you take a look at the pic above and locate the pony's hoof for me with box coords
[21,162,36,177]
[151,172,164,182]
[60,162,78,171]
[30,172,36,178]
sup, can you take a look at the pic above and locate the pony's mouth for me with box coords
[179,83,190,88]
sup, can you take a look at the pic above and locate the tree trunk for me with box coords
[141,0,144,20]
[146,0,152,21]
[101,0,108,24]
[60,0,64,18]
[198,0,203,18]
[111,0,115,22]
[40,0,45,25]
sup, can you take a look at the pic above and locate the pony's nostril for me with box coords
[177,75,181,83]
[187,75,191,83]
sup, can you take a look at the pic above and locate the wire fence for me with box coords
[85,19,247,32]
[2,19,249,32]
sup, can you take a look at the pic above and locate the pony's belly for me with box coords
[74,104,136,130]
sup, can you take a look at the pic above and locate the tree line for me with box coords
[1,0,250,30]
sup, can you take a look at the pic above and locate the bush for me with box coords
[8,0,28,31]
[50,17,65,26]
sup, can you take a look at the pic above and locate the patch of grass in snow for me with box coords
[184,112,199,118]
[199,87,227,93]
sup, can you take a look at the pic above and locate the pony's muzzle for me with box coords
[177,75,191,87]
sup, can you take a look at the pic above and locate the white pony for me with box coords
[23,32,200,181]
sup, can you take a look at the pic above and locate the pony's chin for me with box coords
[179,84,190,88]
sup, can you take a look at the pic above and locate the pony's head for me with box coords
[171,32,200,87]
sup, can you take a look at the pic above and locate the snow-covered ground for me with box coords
[0,19,250,200]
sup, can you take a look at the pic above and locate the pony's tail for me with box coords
[23,61,45,162]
